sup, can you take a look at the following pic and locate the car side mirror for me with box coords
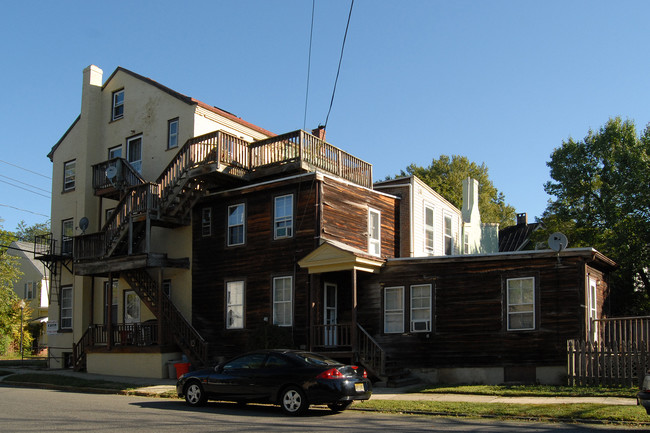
[214,364,223,373]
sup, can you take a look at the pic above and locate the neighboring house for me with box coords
[38,65,615,385]
[499,213,544,252]
[8,241,49,353]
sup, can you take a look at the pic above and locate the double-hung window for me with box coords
[226,281,245,329]
[410,284,432,332]
[424,205,434,254]
[61,219,74,255]
[444,215,453,255]
[168,118,179,149]
[384,286,404,333]
[506,277,535,331]
[112,89,124,121]
[227,203,245,246]
[274,194,293,239]
[60,285,73,330]
[368,208,381,256]
[25,282,35,300]
[202,208,212,237]
[63,160,76,191]
[273,276,292,327]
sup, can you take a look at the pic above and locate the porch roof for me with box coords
[297,239,385,274]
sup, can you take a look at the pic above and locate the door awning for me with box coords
[298,240,385,274]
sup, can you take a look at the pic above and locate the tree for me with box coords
[14,219,50,242]
[0,224,33,355]
[394,155,516,227]
[540,117,650,315]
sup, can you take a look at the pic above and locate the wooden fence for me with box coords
[567,339,649,387]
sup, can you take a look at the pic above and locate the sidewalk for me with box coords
[0,366,638,406]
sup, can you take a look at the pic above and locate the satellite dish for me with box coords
[79,217,89,234]
[105,166,118,180]
[548,232,568,252]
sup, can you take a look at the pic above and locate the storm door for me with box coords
[324,283,338,346]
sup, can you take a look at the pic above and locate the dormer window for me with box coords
[112,89,124,121]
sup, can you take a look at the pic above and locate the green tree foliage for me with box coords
[14,219,50,242]
[394,155,516,227]
[0,224,33,355]
[540,117,650,315]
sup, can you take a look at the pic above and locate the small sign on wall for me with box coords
[47,321,58,335]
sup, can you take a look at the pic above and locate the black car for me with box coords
[639,373,650,415]
[176,349,372,415]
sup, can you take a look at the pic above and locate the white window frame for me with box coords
[588,277,598,342]
[202,208,212,237]
[227,203,245,246]
[168,118,179,149]
[61,218,74,255]
[368,208,381,257]
[506,277,535,331]
[444,214,453,255]
[424,204,434,254]
[63,160,76,191]
[226,281,245,330]
[274,194,294,239]
[273,276,293,327]
[126,135,143,174]
[124,290,141,324]
[410,284,432,332]
[384,286,404,334]
[112,89,124,121]
[108,145,122,159]
[60,285,73,330]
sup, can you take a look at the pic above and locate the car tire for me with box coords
[184,381,207,407]
[280,386,308,416]
[327,401,352,413]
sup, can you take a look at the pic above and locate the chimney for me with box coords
[81,65,103,118]
[517,213,528,226]
[461,177,480,224]
[311,125,326,141]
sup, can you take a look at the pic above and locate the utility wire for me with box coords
[0,179,50,198]
[324,0,354,129]
[0,174,51,194]
[0,159,51,180]
[0,203,49,218]
[303,0,316,130]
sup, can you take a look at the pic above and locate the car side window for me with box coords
[264,354,292,369]
[223,353,266,370]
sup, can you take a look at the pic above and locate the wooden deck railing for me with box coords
[594,316,650,352]
[311,324,352,348]
[91,322,159,346]
[156,130,249,206]
[92,158,145,192]
[250,130,373,188]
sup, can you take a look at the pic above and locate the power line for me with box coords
[0,174,51,194]
[303,0,316,130]
[324,0,354,129]
[0,179,51,198]
[0,203,49,218]
[0,159,51,180]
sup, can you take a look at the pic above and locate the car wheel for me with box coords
[327,401,352,413]
[280,386,308,416]
[184,381,206,407]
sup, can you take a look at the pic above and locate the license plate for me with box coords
[354,383,365,392]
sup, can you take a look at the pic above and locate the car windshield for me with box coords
[292,352,341,366]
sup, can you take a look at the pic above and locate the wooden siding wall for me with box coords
[192,177,319,360]
[358,256,605,370]
[320,178,399,258]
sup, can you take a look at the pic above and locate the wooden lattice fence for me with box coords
[567,339,649,387]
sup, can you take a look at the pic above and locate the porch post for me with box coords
[351,269,358,354]
[107,273,113,350]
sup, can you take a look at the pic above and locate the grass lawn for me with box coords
[419,384,639,398]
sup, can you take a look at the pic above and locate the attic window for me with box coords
[112,89,124,121]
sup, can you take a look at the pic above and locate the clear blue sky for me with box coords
[2,0,650,234]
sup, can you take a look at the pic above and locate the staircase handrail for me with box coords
[357,323,386,376]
